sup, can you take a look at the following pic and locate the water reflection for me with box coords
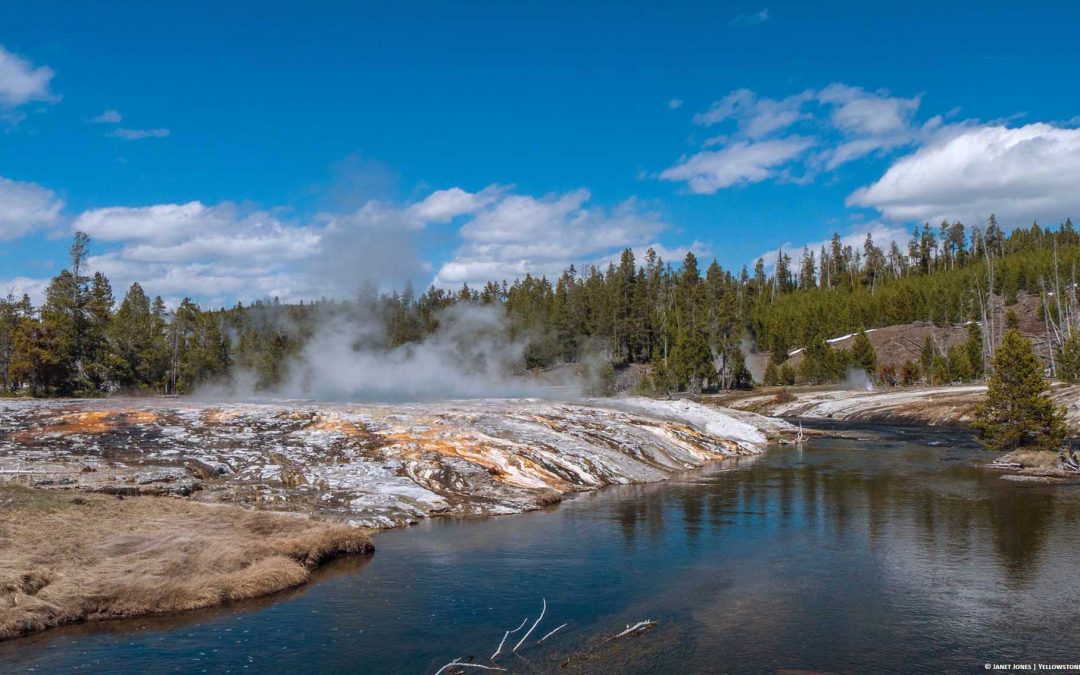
[5,424,1080,673]
[610,430,1076,593]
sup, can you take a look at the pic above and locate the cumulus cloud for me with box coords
[110,127,170,140]
[10,183,689,308]
[90,109,122,123]
[0,45,56,108]
[405,185,505,224]
[848,123,1080,225]
[0,176,64,240]
[660,137,814,193]
[72,201,321,305]
[668,98,684,110]
[433,189,670,287]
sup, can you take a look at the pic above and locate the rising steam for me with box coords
[205,303,584,402]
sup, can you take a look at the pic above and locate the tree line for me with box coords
[3,215,1080,397]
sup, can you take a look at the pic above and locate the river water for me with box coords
[3,423,1080,673]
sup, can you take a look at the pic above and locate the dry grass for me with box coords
[0,486,372,641]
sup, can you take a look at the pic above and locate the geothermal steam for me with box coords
[215,303,581,402]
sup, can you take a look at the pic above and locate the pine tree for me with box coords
[763,357,780,386]
[779,361,796,385]
[1057,332,1080,384]
[964,322,984,379]
[973,329,1066,452]
[850,328,876,375]
[947,344,973,382]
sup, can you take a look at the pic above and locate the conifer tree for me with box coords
[964,322,984,379]
[763,357,779,386]
[850,328,876,375]
[1055,332,1080,384]
[973,329,1066,452]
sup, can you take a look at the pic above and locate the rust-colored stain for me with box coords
[384,425,567,491]
[307,416,369,437]
[15,409,159,441]
[202,409,245,425]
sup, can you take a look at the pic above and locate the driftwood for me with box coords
[434,659,506,675]
[437,599,660,674]
[1061,452,1080,473]
[513,598,546,652]
[490,616,529,661]
[604,619,657,642]
[537,623,567,644]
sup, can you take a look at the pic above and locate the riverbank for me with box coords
[8,423,1080,673]
[0,485,372,640]
[710,382,1080,429]
[710,383,1080,480]
[0,396,790,640]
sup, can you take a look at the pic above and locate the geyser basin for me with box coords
[0,397,789,528]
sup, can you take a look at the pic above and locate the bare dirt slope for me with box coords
[746,291,1054,375]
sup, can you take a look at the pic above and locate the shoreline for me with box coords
[0,396,791,641]
[710,384,1080,481]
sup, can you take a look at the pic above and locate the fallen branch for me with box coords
[490,617,529,661]
[537,622,567,644]
[434,658,507,674]
[513,597,546,652]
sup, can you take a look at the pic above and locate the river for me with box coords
[3,422,1079,673]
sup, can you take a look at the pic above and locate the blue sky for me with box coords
[3,1,1080,305]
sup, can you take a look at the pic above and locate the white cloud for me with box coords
[659,137,814,193]
[0,45,56,108]
[848,123,1080,225]
[668,98,684,110]
[11,185,693,307]
[110,127,170,140]
[731,8,770,26]
[0,176,64,240]
[816,84,921,168]
[433,190,669,287]
[818,84,919,136]
[72,202,320,306]
[693,89,813,138]
[406,185,504,224]
[665,83,925,191]
[0,276,50,305]
[90,109,122,124]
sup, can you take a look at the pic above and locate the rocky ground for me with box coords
[0,396,792,529]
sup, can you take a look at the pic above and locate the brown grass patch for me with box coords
[772,388,796,404]
[0,486,372,641]
[995,449,1061,470]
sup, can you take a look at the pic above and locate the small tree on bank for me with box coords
[973,329,1067,452]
